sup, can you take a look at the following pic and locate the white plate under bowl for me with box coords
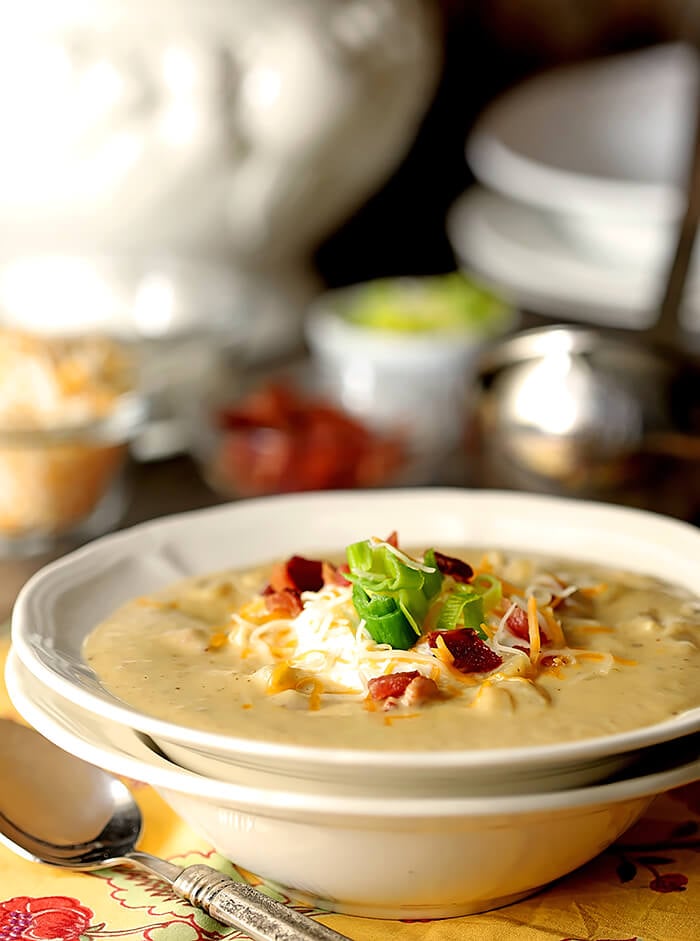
[447,187,700,330]
[10,489,700,790]
[467,42,696,226]
[6,649,699,920]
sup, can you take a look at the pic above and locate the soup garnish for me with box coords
[83,532,700,749]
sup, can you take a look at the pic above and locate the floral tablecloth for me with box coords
[1,627,698,941]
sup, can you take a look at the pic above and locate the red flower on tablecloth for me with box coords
[648,871,689,892]
[0,896,93,941]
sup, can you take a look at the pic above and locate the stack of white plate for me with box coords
[447,43,700,330]
[7,489,700,919]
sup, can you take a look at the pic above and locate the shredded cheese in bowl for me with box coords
[222,570,617,712]
[0,328,143,544]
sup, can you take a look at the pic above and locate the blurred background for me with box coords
[318,0,693,284]
[2,0,700,594]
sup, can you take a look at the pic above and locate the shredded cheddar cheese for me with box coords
[206,631,228,650]
[541,605,566,647]
[579,582,608,597]
[434,634,455,664]
[266,661,299,694]
[527,595,541,664]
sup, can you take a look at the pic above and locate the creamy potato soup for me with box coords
[83,536,700,750]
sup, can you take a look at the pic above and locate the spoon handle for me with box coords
[174,864,352,941]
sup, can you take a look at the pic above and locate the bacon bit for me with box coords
[367,671,420,701]
[432,551,474,583]
[506,605,550,645]
[505,605,529,639]
[426,628,502,674]
[263,588,303,617]
[527,595,541,664]
[540,654,568,669]
[213,381,405,495]
[322,560,351,587]
[268,555,324,593]
[385,530,399,547]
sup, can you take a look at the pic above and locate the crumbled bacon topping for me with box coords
[427,628,502,674]
[213,382,404,496]
[432,551,474,583]
[505,605,549,645]
[268,555,324,594]
[367,671,420,701]
[263,587,304,617]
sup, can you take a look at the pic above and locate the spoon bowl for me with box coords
[0,718,350,941]
[471,323,700,496]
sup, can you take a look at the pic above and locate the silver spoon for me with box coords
[470,60,700,497]
[0,718,350,941]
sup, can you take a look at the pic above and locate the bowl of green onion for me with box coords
[305,273,517,464]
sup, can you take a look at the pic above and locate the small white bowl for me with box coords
[305,277,517,460]
[10,489,700,794]
[466,43,693,228]
[6,649,699,921]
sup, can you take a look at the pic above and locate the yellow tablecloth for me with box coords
[1,629,698,941]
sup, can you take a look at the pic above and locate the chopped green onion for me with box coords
[346,539,444,647]
[471,573,502,612]
[342,273,511,335]
[352,584,416,649]
[421,548,444,599]
[345,540,424,592]
[435,586,486,639]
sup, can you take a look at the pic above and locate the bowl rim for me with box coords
[6,648,700,819]
[465,43,689,223]
[10,487,700,773]
[0,390,147,445]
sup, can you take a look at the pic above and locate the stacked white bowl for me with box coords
[8,489,700,919]
[447,42,700,331]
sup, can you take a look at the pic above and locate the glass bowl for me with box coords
[0,328,147,556]
[189,372,416,498]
